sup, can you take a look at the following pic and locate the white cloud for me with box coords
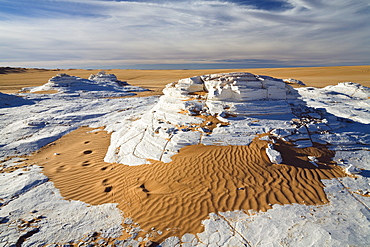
[0,0,369,68]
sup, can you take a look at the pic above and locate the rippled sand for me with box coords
[23,127,345,242]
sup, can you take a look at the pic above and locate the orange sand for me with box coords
[23,127,346,242]
[31,90,59,94]
[1,65,369,94]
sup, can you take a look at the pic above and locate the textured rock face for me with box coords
[24,72,141,97]
[89,71,118,82]
[1,73,149,159]
[47,73,79,87]
[105,72,296,166]
[88,71,128,86]
[297,82,370,124]
[163,72,289,101]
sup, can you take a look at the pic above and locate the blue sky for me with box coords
[0,0,369,69]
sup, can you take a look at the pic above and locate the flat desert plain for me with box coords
[0,66,369,247]
[1,65,369,93]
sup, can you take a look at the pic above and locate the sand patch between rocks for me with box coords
[23,127,346,242]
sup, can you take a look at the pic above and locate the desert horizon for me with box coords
[1,65,369,94]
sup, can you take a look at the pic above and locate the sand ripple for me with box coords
[24,127,345,242]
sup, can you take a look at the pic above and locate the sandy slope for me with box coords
[0,65,369,93]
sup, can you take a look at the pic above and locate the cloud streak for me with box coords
[0,0,369,69]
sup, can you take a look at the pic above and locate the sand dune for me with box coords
[24,126,345,242]
[0,65,369,93]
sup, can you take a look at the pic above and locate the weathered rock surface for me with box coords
[105,72,298,165]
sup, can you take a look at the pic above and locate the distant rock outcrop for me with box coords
[21,72,145,98]
[283,78,306,86]
[0,67,27,74]
[88,70,129,86]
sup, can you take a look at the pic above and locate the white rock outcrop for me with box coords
[105,72,295,165]
[163,72,289,101]
[297,82,370,124]
[88,70,129,86]
[265,143,283,164]
[25,72,135,96]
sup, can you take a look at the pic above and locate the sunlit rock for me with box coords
[105,72,295,166]
[88,70,129,86]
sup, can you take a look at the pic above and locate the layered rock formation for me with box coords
[88,70,129,87]
[163,72,289,100]
[105,72,297,165]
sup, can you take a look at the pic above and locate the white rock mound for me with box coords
[23,72,144,97]
[297,82,370,124]
[88,70,129,86]
[265,143,283,164]
[163,72,289,101]
[105,72,296,166]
